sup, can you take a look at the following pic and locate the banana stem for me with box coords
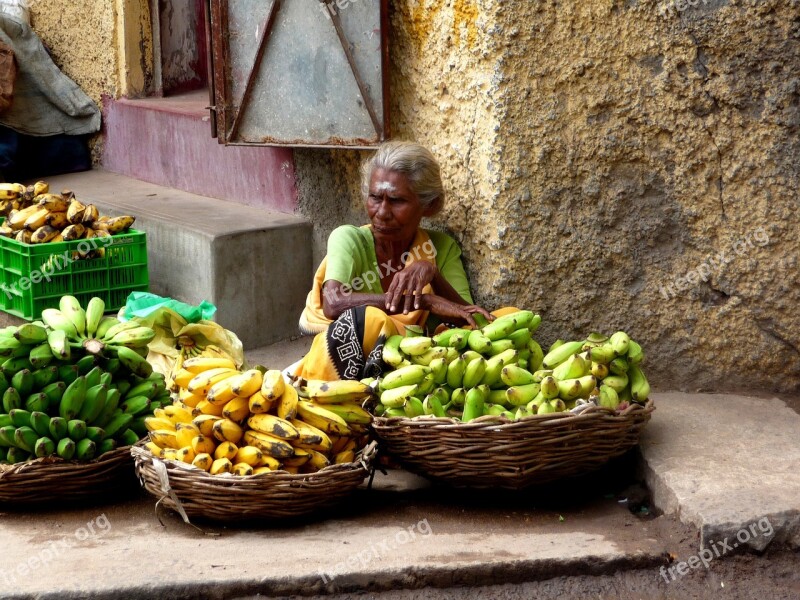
[82,338,106,355]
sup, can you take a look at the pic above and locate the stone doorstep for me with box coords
[640,392,800,553]
[39,170,313,350]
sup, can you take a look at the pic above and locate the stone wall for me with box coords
[296,0,800,394]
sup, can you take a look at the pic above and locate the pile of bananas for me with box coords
[0,181,135,255]
[0,296,168,464]
[373,310,650,421]
[146,360,372,476]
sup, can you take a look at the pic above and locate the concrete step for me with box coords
[640,392,800,554]
[42,170,312,349]
[101,92,297,212]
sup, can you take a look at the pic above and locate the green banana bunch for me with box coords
[629,365,650,402]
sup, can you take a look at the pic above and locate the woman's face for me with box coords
[367,168,428,245]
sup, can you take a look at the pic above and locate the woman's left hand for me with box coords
[419,294,494,328]
[385,261,438,314]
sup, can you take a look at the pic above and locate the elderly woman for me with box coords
[296,141,498,381]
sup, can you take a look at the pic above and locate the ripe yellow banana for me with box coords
[210,457,233,475]
[248,390,272,414]
[30,225,59,244]
[196,399,225,416]
[162,405,194,424]
[173,369,195,389]
[335,450,356,464]
[242,430,294,458]
[191,453,213,471]
[234,445,263,467]
[232,462,253,476]
[66,200,86,224]
[183,357,237,373]
[103,215,135,234]
[212,418,244,444]
[206,378,238,406]
[149,429,179,449]
[307,449,330,470]
[300,379,372,404]
[320,402,372,425]
[186,368,239,396]
[260,370,285,401]
[258,454,281,469]
[222,396,250,422]
[192,415,221,437]
[275,383,299,420]
[289,418,332,452]
[176,446,196,463]
[228,369,263,397]
[191,434,217,455]
[81,204,99,225]
[145,416,176,432]
[247,414,299,440]
[37,193,68,212]
[252,466,276,475]
[8,205,40,229]
[296,400,351,436]
[175,423,200,447]
[214,440,238,461]
[61,223,85,241]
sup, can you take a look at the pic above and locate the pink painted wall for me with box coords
[101,95,297,213]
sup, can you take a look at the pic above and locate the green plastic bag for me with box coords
[121,291,217,323]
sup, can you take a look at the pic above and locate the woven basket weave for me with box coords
[371,400,655,489]
[131,441,378,523]
[0,445,136,504]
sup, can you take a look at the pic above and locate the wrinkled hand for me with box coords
[419,294,494,328]
[385,261,438,314]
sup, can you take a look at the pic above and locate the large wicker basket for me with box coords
[0,445,137,504]
[371,400,655,489]
[131,441,378,523]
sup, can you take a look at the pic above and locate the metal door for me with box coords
[209,0,389,148]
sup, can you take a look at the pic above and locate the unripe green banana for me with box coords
[92,388,121,428]
[67,419,87,441]
[97,438,118,455]
[58,364,79,385]
[540,376,559,399]
[29,411,51,437]
[384,407,407,418]
[11,369,33,396]
[507,328,531,350]
[549,339,565,353]
[416,373,436,396]
[609,331,631,356]
[41,309,78,339]
[10,408,32,428]
[591,362,609,379]
[409,346,448,366]
[59,376,87,421]
[542,341,584,369]
[15,323,48,345]
[77,384,108,422]
[106,327,156,349]
[514,406,534,420]
[446,356,466,389]
[382,335,404,367]
[94,316,120,340]
[505,382,541,406]
[85,297,106,337]
[75,438,96,461]
[466,330,492,354]
[557,378,584,401]
[380,384,418,408]
[34,436,56,458]
[450,387,466,407]
[487,339,515,356]
[480,316,518,341]
[398,336,432,356]
[526,392,546,412]
[500,365,536,387]
[629,365,650,402]
[403,396,425,418]
[59,296,86,338]
[626,340,644,366]
[462,357,487,389]
[31,365,58,390]
[2,357,33,375]
[48,417,68,440]
[100,320,139,342]
[480,354,506,388]
[487,389,509,407]
[429,358,448,385]
[113,345,153,378]
[598,385,620,410]
[27,343,54,370]
[117,428,139,447]
[484,403,507,416]
[602,373,629,393]
[462,387,485,422]
[14,426,38,452]
[381,365,431,390]
[84,366,103,389]
[422,393,446,417]
[432,328,470,348]
[75,355,97,376]
[25,392,48,413]
[552,354,587,380]
[609,357,629,376]
[0,335,22,358]
[120,395,150,416]
[101,412,132,440]
[0,425,17,446]
[56,437,76,460]
[2,387,22,412]
[577,375,597,397]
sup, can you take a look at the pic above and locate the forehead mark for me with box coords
[373,181,398,194]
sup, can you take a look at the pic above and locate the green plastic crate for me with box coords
[0,217,149,320]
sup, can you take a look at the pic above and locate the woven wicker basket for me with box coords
[371,400,655,489]
[131,441,378,523]
[0,445,136,504]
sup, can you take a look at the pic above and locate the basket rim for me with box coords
[371,398,655,431]
[130,440,378,482]
[0,444,133,477]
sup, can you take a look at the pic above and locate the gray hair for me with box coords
[361,141,445,214]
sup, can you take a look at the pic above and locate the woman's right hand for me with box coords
[420,294,494,328]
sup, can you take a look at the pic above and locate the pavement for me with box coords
[0,335,798,598]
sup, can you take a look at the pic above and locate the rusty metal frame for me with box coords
[209,0,390,148]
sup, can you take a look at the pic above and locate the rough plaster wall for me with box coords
[300,0,800,394]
